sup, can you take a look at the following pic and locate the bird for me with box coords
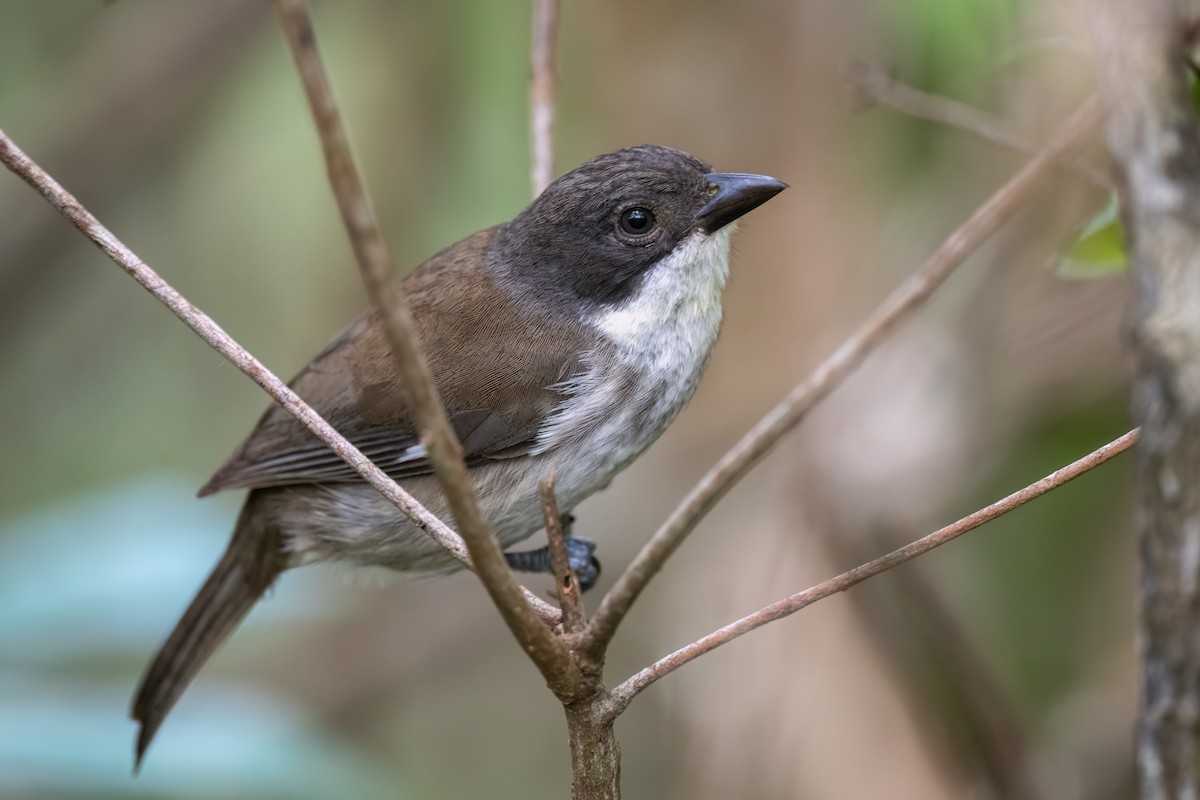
[131,144,786,766]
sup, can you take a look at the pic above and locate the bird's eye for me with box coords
[618,207,656,237]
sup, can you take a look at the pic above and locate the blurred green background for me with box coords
[0,0,1131,798]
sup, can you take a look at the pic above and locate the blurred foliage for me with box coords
[1054,62,1200,280]
[949,394,1131,713]
[868,0,1017,185]
[1057,195,1126,279]
[0,480,390,799]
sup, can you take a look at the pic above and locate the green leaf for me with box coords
[1190,61,1200,111]
[1056,194,1127,279]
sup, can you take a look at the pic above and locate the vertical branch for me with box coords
[541,474,585,633]
[272,0,579,694]
[565,701,621,799]
[531,0,560,196]
[531,6,621,794]
[1091,3,1200,798]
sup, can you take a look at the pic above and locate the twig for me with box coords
[0,131,465,561]
[581,96,1103,657]
[851,62,1109,188]
[541,474,584,633]
[605,429,1138,716]
[272,0,578,693]
[530,0,560,196]
[828,528,1042,797]
[0,128,559,624]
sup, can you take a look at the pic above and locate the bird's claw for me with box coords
[505,535,601,592]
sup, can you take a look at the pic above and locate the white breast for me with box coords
[530,225,734,509]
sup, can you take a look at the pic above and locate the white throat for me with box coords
[595,224,733,360]
[529,226,734,502]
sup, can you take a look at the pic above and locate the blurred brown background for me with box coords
[0,0,1132,798]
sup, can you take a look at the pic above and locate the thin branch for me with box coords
[0,128,559,624]
[606,429,1138,716]
[272,0,579,693]
[827,527,1043,798]
[851,62,1109,189]
[530,0,560,196]
[0,130,463,559]
[541,474,585,634]
[581,96,1103,657]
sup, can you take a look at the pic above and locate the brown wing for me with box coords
[199,228,588,497]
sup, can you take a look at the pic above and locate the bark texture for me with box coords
[1093,3,1200,797]
[565,699,621,800]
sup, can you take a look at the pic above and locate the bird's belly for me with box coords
[272,369,697,575]
[517,353,707,526]
[275,347,712,574]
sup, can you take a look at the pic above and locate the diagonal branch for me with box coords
[0,128,559,625]
[605,429,1138,717]
[272,0,579,694]
[581,96,1103,657]
[850,62,1109,188]
[530,0,561,196]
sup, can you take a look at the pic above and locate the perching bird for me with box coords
[131,144,785,765]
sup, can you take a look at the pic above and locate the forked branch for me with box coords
[272,0,579,694]
[0,129,559,625]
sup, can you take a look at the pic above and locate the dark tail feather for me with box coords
[131,496,285,769]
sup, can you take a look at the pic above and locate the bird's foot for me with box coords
[505,535,601,591]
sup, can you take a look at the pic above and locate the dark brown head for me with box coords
[491,145,786,310]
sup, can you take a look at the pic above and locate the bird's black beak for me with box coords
[696,172,788,233]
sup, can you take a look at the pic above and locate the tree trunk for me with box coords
[1093,2,1200,796]
[565,698,621,799]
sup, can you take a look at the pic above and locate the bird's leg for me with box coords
[504,536,601,590]
[504,514,602,591]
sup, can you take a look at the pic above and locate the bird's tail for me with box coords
[131,494,286,769]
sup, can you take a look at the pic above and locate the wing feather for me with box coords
[199,229,590,497]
